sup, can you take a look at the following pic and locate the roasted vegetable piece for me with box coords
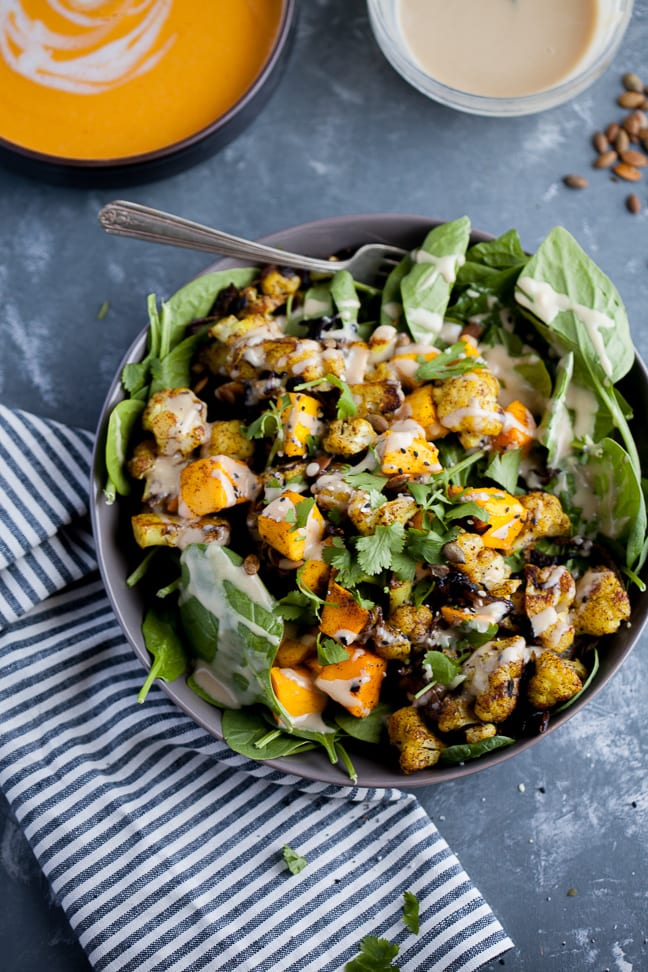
[387,706,446,773]
[257,490,325,561]
[179,455,261,516]
[279,393,323,458]
[314,647,387,718]
[451,486,527,551]
[514,491,571,547]
[202,420,255,462]
[527,650,583,709]
[322,418,377,456]
[270,666,329,722]
[463,636,528,723]
[320,580,371,645]
[375,419,442,476]
[573,567,631,635]
[142,388,208,456]
[493,400,536,453]
[433,369,504,447]
[131,512,230,549]
[525,564,575,653]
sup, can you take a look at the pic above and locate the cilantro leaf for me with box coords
[290,496,315,532]
[276,589,320,625]
[422,650,462,686]
[282,844,307,875]
[403,890,420,934]
[415,341,486,381]
[406,525,458,566]
[295,372,358,419]
[317,634,349,665]
[484,449,522,493]
[323,538,369,588]
[356,524,405,576]
[343,470,389,493]
[345,936,400,972]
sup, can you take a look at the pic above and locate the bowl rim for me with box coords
[366,0,634,117]
[91,212,648,789]
[0,0,295,171]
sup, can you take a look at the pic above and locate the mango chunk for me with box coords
[271,666,328,720]
[314,647,387,718]
[320,580,370,645]
[451,486,527,550]
[376,419,442,476]
[279,393,323,457]
[258,490,325,561]
[179,455,260,517]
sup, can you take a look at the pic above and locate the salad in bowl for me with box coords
[96,215,647,784]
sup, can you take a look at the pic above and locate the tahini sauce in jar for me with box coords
[397,0,600,98]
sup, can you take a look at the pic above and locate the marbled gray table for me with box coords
[1,2,647,970]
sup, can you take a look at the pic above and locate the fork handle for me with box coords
[98,200,336,274]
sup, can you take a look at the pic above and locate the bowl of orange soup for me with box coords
[0,0,295,181]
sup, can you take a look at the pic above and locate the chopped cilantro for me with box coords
[484,448,522,494]
[289,496,315,532]
[345,936,400,971]
[356,523,407,576]
[415,341,486,381]
[402,890,420,934]
[294,372,358,419]
[282,844,307,875]
[317,633,349,665]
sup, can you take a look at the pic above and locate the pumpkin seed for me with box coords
[593,150,617,169]
[563,174,588,189]
[626,193,642,214]
[618,91,645,109]
[622,72,643,93]
[614,162,642,182]
[620,149,648,168]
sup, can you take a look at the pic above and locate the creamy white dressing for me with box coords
[398,0,600,98]
[315,674,372,715]
[565,382,598,441]
[530,605,559,637]
[376,418,425,457]
[192,665,241,708]
[381,301,402,323]
[464,636,529,697]
[517,276,615,378]
[344,343,370,384]
[333,628,360,646]
[481,344,547,414]
[405,306,443,338]
[440,404,503,432]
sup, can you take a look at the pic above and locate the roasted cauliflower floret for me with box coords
[437,693,476,733]
[464,636,528,723]
[389,604,434,644]
[347,492,418,537]
[323,418,377,456]
[526,650,584,709]
[387,706,446,773]
[433,370,504,448]
[514,491,572,547]
[142,388,208,457]
[131,512,230,549]
[259,266,302,299]
[525,564,576,653]
[202,419,255,462]
[573,567,631,636]
[446,531,512,591]
[349,380,404,418]
[465,722,497,743]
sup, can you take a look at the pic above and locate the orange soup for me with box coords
[0,0,285,159]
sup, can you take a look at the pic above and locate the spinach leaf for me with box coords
[401,216,471,343]
[149,327,209,396]
[422,650,461,685]
[158,267,257,359]
[516,226,633,385]
[180,544,283,710]
[440,735,515,764]
[463,228,527,271]
[104,398,144,498]
[380,254,412,327]
[138,605,189,703]
[334,703,392,744]
[330,269,361,337]
[221,708,317,759]
[537,352,573,467]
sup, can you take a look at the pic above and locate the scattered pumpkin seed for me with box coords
[618,90,645,109]
[620,149,648,167]
[614,162,642,181]
[593,150,617,169]
[623,72,643,92]
[563,174,588,189]
[626,193,642,214]
[592,131,609,153]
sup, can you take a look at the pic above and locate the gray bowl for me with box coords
[91,213,648,788]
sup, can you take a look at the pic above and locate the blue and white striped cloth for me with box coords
[0,404,513,972]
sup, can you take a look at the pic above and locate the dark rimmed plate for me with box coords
[91,213,648,788]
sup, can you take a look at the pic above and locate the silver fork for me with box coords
[97,201,407,284]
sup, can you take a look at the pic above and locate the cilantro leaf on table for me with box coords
[345,936,400,971]
[282,845,308,875]
[402,890,420,934]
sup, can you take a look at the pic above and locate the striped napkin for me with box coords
[0,404,513,972]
